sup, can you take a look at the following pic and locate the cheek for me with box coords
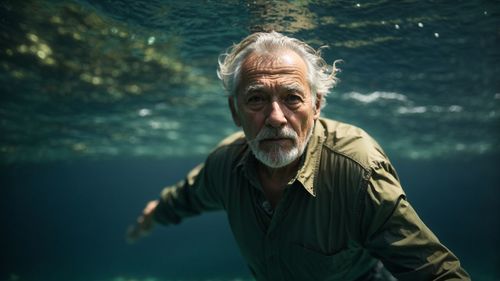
[296,113,315,137]
[240,112,265,135]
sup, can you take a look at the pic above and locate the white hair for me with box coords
[217,31,341,108]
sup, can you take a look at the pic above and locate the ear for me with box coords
[313,94,322,120]
[228,96,241,127]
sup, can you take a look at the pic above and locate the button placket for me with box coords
[263,187,295,281]
[264,231,281,281]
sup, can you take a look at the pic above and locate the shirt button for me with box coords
[262,201,273,215]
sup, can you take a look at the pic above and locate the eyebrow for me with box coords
[241,83,306,96]
[242,84,265,95]
[282,83,306,94]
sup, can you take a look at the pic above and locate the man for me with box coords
[128,32,470,280]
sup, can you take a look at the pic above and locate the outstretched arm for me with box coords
[125,154,226,242]
[125,132,242,243]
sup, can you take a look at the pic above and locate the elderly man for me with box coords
[128,32,470,280]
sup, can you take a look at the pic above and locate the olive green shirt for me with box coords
[154,118,470,281]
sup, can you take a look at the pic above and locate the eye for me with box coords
[245,94,267,109]
[247,95,265,104]
[284,94,303,107]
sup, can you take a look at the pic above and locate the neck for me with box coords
[256,155,302,209]
[258,156,301,183]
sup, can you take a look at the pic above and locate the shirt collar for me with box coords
[294,120,325,197]
[235,120,326,197]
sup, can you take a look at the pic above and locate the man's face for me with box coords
[229,50,321,168]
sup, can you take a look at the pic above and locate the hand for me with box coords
[126,200,159,244]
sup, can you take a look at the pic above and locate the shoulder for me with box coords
[318,118,390,171]
[317,119,404,236]
[214,131,247,148]
[318,118,404,203]
[205,131,248,168]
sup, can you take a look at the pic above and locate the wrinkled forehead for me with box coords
[241,49,308,72]
[236,50,309,94]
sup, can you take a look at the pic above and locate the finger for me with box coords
[135,214,154,233]
[140,216,154,232]
[137,215,144,224]
[126,224,141,244]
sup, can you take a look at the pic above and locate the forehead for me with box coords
[238,50,309,87]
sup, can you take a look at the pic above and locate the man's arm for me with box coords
[126,131,244,243]
[357,161,471,280]
[126,159,224,243]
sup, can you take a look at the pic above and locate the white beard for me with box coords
[248,125,313,168]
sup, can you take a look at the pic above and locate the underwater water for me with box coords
[0,0,499,280]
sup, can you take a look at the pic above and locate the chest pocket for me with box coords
[281,243,357,281]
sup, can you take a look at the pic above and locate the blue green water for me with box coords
[0,0,499,280]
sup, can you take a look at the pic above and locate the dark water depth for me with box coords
[1,155,499,281]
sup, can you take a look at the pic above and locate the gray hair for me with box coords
[217,31,341,108]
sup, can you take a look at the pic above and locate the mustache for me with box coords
[254,126,298,143]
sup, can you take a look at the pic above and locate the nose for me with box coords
[265,101,287,128]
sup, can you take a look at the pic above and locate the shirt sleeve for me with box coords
[153,156,225,225]
[357,161,471,281]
